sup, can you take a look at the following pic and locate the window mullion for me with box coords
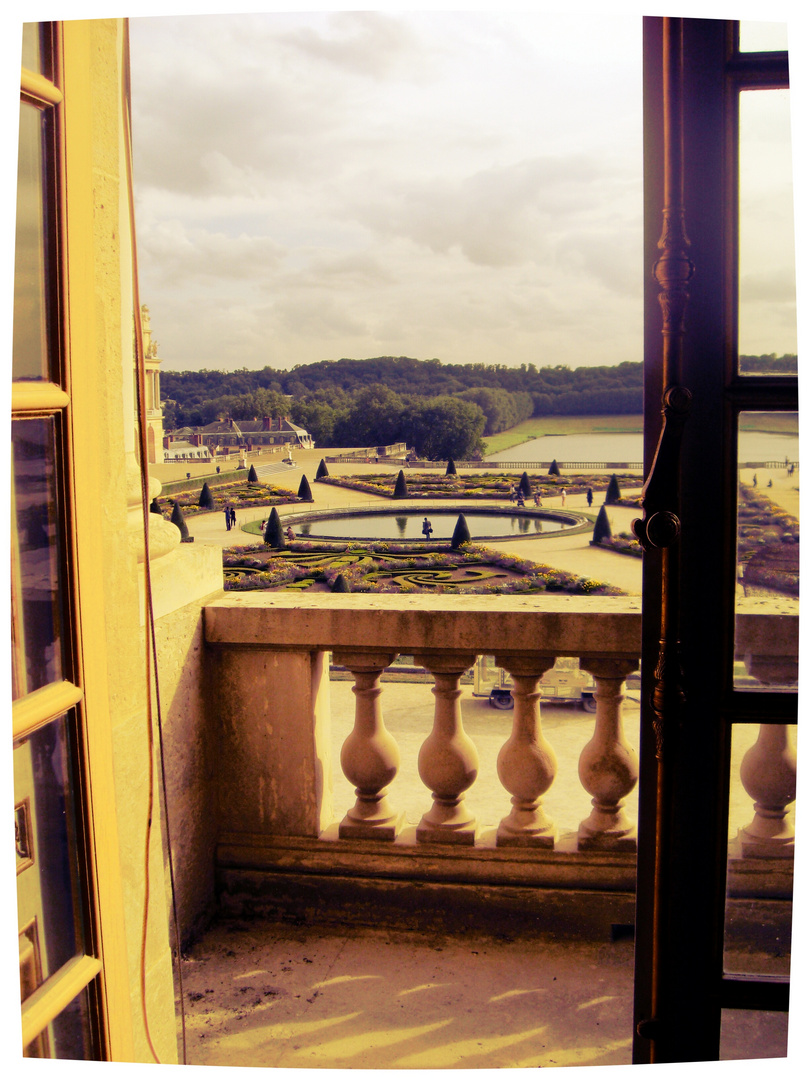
[21,953,102,1051]
[12,383,70,414]
[12,680,84,741]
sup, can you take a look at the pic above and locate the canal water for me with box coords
[489,430,799,464]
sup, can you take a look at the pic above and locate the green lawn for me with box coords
[738,412,798,435]
[483,415,643,456]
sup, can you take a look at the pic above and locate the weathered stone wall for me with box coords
[152,559,224,947]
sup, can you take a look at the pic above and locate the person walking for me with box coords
[224,504,231,531]
[230,506,237,528]
[422,517,433,540]
[586,487,593,508]
[560,487,567,506]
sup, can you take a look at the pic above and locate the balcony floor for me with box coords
[176,919,788,1069]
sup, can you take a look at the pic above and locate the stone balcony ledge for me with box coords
[204,592,643,656]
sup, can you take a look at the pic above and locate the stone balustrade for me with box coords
[734,610,799,860]
[203,595,797,886]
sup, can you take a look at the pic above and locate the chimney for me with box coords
[262,416,271,431]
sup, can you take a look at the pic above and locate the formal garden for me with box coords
[586,482,800,593]
[222,540,621,596]
[737,484,799,595]
[152,470,300,518]
[315,463,639,503]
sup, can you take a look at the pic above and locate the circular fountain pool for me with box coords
[282,506,587,542]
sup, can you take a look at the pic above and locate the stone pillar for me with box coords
[577,658,640,851]
[413,651,479,845]
[737,655,798,858]
[493,654,558,847]
[333,650,403,840]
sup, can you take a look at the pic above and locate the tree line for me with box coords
[159,353,795,458]
[161,355,645,431]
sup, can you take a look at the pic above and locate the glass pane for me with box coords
[720,1009,788,1060]
[13,101,53,382]
[738,22,789,53]
[21,22,43,72]
[15,713,87,993]
[724,724,794,978]
[24,985,97,1060]
[734,414,798,690]
[738,90,797,374]
[11,418,67,698]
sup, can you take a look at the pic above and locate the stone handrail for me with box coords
[204,595,796,866]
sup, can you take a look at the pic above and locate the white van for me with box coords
[474,655,599,711]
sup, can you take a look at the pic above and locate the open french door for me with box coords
[633,18,797,1063]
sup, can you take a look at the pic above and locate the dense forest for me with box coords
[159,353,796,458]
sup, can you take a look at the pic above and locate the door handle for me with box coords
[632,384,691,550]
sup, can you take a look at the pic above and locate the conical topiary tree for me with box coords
[393,470,408,499]
[445,458,457,476]
[451,513,471,550]
[548,459,561,476]
[247,464,258,483]
[170,501,189,540]
[297,475,313,502]
[591,505,613,545]
[605,474,621,505]
[518,471,532,497]
[315,458,329,480]
[150,498,162,515]
[263,506,285,548]
[331,573,351,593]
[198,481,215,508]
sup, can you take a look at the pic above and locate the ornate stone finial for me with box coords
[140,304,159,358]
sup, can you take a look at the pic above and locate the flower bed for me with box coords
[154,479,299,517]
[594,532,644,558]
[737,485,799,595]
[222,540,622,596]
[736,485,799,551]
[317,471,641,501]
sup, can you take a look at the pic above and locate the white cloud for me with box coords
[127,9,796,373]
[279,10,432,81]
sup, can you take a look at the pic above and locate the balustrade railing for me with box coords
[204,595,796,874]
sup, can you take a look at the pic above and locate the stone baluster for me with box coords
[577,658,640,851]
[413,651,479,845]
[493,654,558,847]
[737,654,798,858]
[332,650,403,840]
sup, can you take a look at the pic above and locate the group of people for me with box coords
[509,485,593,508]
[223,504,236,530]
[258,518,296,541]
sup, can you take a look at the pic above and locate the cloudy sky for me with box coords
[124,5,799,374]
